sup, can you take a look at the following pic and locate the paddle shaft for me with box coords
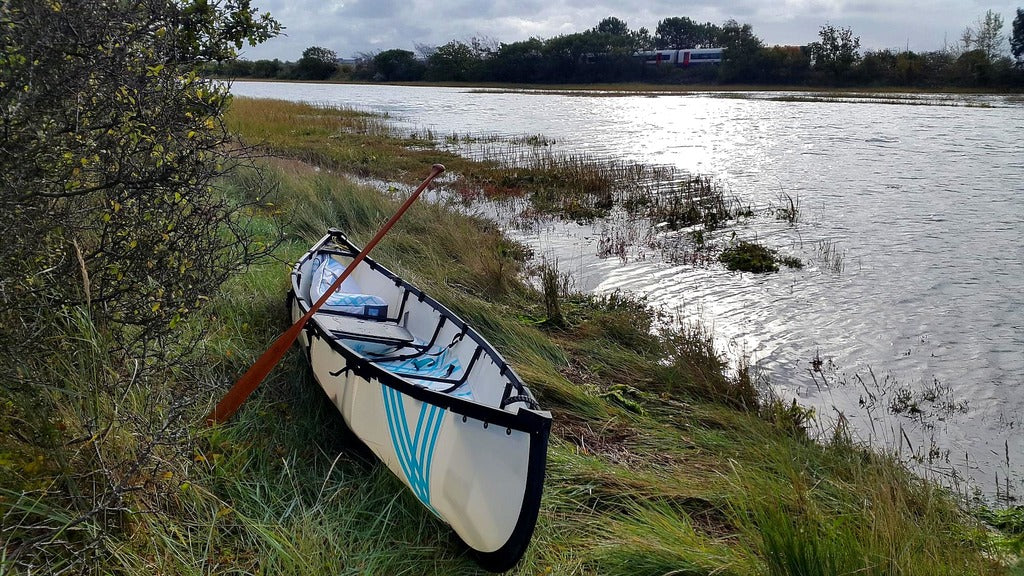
[206,164,446,425]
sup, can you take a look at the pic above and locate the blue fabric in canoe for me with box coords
[345,339,472,400]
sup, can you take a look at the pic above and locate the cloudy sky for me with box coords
[241,0,1022,61]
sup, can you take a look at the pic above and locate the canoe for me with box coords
[288,229,551,572]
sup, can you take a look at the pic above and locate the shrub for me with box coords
[0,0,279,569]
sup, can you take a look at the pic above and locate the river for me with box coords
[230,81,1024,500]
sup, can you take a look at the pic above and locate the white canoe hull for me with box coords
[289,230,550,572]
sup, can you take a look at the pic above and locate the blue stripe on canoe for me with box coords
[381,385,445,513]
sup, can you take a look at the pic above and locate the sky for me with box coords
[240,0,1022,61]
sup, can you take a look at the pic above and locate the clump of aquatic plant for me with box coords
[778,255,804,269]
[646,176,737,231]
[720,240,802,273]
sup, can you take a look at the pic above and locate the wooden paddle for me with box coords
[206,163,446,425]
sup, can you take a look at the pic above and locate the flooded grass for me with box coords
[764,92,994,107]
[815,239,846,273]
[645,176,741,231]
[229,98,817,277]
[804,350,1024,511]
[772,192,800,224]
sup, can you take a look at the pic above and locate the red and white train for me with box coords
[638,48,724,67]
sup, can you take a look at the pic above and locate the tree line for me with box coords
[209,12,1024,88]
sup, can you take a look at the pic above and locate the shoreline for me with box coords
[224,75,1024,96]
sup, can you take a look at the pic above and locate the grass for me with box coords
[227,97,803,276]
[1,98,1018,575]
[815,239,846,274]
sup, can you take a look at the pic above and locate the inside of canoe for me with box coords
[294,240,539,413]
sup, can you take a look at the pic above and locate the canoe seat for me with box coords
[310,255,388,319]
[315,313,414,348]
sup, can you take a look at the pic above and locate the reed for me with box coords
[773,192,800,224]
[816,239,846,273]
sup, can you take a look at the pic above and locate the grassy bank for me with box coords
[2,99,1020,575]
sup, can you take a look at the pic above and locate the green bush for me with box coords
[0,0,279,569]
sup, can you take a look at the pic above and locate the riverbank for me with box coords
[227,82,1024,497]
[221,98,1024,573]
[2,97,1020,574]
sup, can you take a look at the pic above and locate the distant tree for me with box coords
[373,49,425,81]
[595,16,630,37]
[698,21,724,48]
[959,26,975,55]
[427,41,482,81]
[917,50,957,84]
[252,58,283,78]
[632,26,655,51]
[810,24,861,82]
[414,42,437,60]
[954,49,997,84]
[760,45,812,84]
[294,45,338,79]
[303,46,338,63]
[857,49,930,86]
[972,10,1007,61]
[655,16,698,48]
[586,20,640,55]
[1011,8,1024,66]
[211,58,254,77]
[718,20,764,83]
[541,32,601,81]
[468,35,500,59]
[655,16,720,49]
[488,38,546,82]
